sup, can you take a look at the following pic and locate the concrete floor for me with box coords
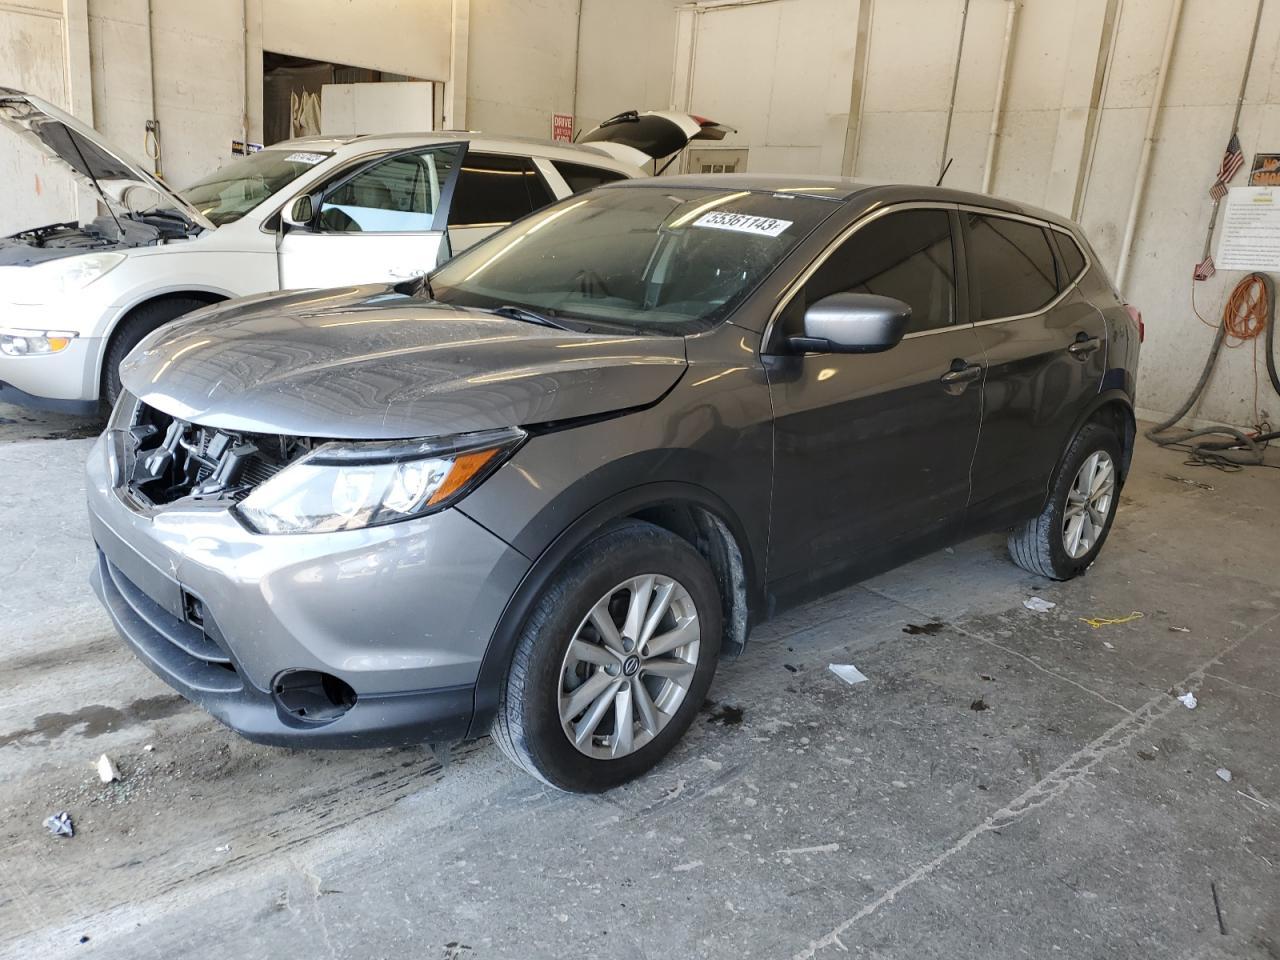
[1,402,1278,959]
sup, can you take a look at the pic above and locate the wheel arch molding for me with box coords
[463,481,762,740]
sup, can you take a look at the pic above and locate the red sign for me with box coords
[552,113,574,143]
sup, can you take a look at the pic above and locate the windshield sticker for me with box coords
[283,152,327,165]
[693,212,793,237]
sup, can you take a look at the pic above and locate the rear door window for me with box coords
[551,160,630,194]
[1053,230,1088,284]
[964,213,1059,320]
[802,208,957,335]
[448,153,555,227]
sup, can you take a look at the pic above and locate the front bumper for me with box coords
[0,336,101,408]
[85,433,531,747]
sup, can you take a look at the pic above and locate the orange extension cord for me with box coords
[1191,273,1271,432]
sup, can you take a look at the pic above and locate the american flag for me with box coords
[1209,133,1244,200]
[1193,256,1215,281]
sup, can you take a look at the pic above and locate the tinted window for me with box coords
[1054,230,1087,283]
[966,213,1058,319]
[448,153,553,227]
[803,209,956,334]
[318,146,458,233]
[551,160,629,194]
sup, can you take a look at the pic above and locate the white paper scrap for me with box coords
[829,663,868,686]
[1178,692,1198,709]
[1023,597,1056,613]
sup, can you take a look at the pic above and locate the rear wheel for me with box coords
[101,297,212,410]
[1008,422,1122,580]
[492,520,722,792]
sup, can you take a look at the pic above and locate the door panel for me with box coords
[962,212,1107,524]
[766,327,985,592]
[277,143,460,288]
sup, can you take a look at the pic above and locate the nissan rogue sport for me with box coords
[87,175,1141,792]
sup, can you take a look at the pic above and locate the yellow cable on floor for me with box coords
[1080,611,1145,629]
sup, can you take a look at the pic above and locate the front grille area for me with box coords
[120,399,314,506]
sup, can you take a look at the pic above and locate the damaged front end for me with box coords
[113,395,316,509]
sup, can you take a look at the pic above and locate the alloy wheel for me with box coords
[1062,450,1115,559]
[557,574,701,760]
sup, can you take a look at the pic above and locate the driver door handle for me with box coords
[939,360,982,396]
[1068,335,1101,359]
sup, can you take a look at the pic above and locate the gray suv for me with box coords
[87,175,1141,791]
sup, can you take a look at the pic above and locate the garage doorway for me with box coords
[262,52,437,145]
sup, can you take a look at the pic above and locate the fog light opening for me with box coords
[273,670,357,723]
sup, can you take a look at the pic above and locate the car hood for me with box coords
[119,285,688,440]
[0,87,213,231]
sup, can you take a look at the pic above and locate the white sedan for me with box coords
[0,90,729,412]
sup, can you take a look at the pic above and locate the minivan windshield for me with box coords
[428,185,834,335]
[180,149,333,226]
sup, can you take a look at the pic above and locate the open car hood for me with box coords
[0,87,213,231]
[579,110,734,167]
[120,285,687,440]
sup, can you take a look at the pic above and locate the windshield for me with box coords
[428,185,834,335]
[180,149,332,226]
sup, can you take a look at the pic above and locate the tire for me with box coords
[1008,422,1123,580]
[492,519,723,792]
[101,297,212,410]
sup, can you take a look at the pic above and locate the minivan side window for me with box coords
[1053,230,1088,284]
[802,208,956,335]
[551,160,629,194]
[965,213,1058,320]
[448,153,555,227]
[318,145,458,233]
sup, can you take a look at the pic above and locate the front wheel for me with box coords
[492,520,722,792]
[1008,422,1122,580]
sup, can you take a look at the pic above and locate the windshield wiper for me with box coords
[486,304,569,330]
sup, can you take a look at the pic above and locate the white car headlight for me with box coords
[6,252,126,305]
[0,328,78,356]
[235,427,525,535]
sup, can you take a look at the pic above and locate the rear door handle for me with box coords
[1068,335,1101,359]
[939,360,982,395]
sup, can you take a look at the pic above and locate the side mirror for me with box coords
[788,293,911,354]
[281,194,315,231]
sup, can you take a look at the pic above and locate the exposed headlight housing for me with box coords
[235,427,525,535]
[6,252,126,305]
[0,328,78,355]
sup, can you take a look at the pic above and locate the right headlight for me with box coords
[235,427,525,535]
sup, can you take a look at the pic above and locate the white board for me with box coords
[320,82,435,137]
[1215,186,1280,271]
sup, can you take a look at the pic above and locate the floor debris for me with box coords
[1080,611,1145,629]
[828,663,868,685]
[970,697,989,712]
[1165,474,1215,491]
[1177,692,1198,709]
[1169,626,1191,633]
[96,754,120,784]
[143,744,155,752]
[902,621,945,635]
[1023,597,1056,612]
[1211,881,1227,935]
[44,811,74,838]
[1216,768,1233,783]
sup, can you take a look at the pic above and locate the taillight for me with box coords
[1125,304,1143,343]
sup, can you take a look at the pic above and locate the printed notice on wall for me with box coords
[1216,186,1280,271]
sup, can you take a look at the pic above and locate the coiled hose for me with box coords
[1144,272,1280,468]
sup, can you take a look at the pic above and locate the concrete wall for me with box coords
[465,0,578,138]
